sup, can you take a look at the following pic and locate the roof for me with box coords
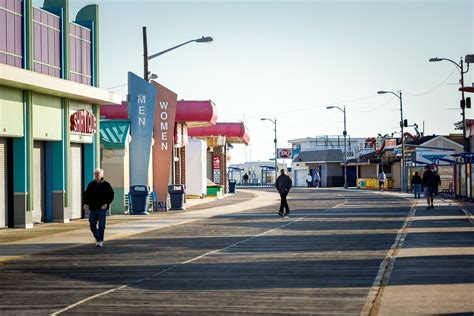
[100,119,130,148]
[293,149,343,163]
[347,151,381,164]
[405,135,437,145]
[188,122,250,144]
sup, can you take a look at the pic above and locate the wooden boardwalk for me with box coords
[0,189,472,315]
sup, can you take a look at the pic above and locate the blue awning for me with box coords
[100,119,130,149]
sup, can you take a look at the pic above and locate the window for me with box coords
[32,7,61,78]
[0,0,23,68]
[69,22,92,85]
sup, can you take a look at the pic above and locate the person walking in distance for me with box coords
[378,170,386,191]
[422,165,437,209]
[275,169,292,217]
[313,171,321,188]
[306,173,313,188]
[411,171,422,199]
[84,168,114,247]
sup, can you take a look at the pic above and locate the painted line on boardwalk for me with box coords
[51,195,348,315]
[361,198,417,316]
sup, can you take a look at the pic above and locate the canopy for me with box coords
[101,99,218,127]
[188,122,250,144]
[176,100,218,127]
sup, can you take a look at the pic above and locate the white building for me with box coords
[228,161,287,185]
[289,136,367,187]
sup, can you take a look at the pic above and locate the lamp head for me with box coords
[429,57,442,62]
[196,36,213,43]
[326,106,334,109]
[465,54,474,64]
[377,90,387,95]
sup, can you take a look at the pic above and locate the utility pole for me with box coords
[143,26,148,81]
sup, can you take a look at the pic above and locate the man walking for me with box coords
[313,171,321,188]
[422,165,437,209]
[378,170,386,191]
[84,168,114,247]
[275,169,292,217]
[306,173,313,188]
[411,171,422,199]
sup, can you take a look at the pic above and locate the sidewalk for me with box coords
[372,197,474,315]
[0,189,278,263]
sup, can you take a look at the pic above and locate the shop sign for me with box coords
[70,109,96,134]
[213,170,221,183]
[128,72,157,186]
[292,144,301,158]
[277,148,292,159]
[212,155,221,169]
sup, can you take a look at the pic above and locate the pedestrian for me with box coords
[275,169,292,217]
[378,170,386,191]
[433,170,441,196]
[243,173,249,185]
[83,168,115,247]
[313,171,321,188]
[411,171,422,199]
[421,165,437,209]
[306,173,312,188]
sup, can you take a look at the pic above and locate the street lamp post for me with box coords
[429,56,470,152]
[261,118,278,182]
[327,105,348,189]
[142,26,213,81]
[377,90,406,192]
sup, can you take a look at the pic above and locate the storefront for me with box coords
[0,1,121,228]
[188,122,250,193]
[100,96,218,211]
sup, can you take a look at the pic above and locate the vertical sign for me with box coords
[151,81,177,204]
[128,72,157,186]
[212,155,221,183]
[292,144,301,158]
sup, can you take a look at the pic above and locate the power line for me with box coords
[404,68,457,96]
[227,94,378,120]
[105,83,128,90]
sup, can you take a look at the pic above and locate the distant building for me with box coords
[288,136,367,187]
[229,161,287,185]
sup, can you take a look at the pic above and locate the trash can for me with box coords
[168,184,185,210]
[228,179,237,193]
[129,185,150,215]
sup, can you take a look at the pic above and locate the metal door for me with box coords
[32,141,45,223]
[70,143,83,219]
[0,139,7,227]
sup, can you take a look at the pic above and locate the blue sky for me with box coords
[36,0,473,163]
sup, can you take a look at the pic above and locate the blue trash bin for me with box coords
[228,179,236,193]
[129,185,150,215]
[168,184,185,210]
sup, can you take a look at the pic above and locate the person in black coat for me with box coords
[84,168,114,247]
[411,171,422,199]
[275,169,292,217]
[421,165,437,209]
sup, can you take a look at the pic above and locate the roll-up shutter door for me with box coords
[33,141,45,223]
[0,139,7,228]
[70,144,83,219]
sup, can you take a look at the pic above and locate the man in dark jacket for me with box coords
[84,168,114,247]
[411,171,422,199]
[422,165,437,209]
[275,169,292,217]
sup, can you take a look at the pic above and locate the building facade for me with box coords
[0,0,121,228]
